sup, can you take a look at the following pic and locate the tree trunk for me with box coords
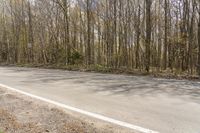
[136,4,141,69]
[163,0,168,70]
[145,0,151,72]
[198,10,200,76]
[87,0,92,65]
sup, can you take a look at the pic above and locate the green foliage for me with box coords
[88,64,113,73]
[69,51,83,65]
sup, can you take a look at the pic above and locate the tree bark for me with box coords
[145,0,151,72]
[198,10,200,76]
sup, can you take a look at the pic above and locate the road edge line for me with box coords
[0,83,159,133]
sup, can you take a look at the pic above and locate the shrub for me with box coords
[69,51,83,65]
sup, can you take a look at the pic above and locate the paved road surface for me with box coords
[0,66,200,133]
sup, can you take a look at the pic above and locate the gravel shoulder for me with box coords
[0,88,130,133]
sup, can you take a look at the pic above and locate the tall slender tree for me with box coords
[145,0,152,72]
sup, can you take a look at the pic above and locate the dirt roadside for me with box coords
[0,88,133,133]
[1,64,199,82]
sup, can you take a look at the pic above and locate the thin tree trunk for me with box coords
[197,10,200,76]
[145,0,151,72]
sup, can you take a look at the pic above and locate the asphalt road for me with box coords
[0,66,200,133]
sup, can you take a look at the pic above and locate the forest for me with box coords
[0,0,200,76]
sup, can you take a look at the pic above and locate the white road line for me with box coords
[0,83,159,133]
